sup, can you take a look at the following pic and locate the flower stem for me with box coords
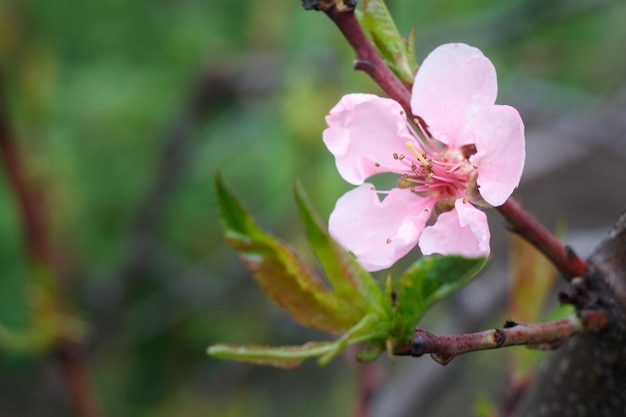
[395,310,607,366]
[497,197,589,279]
[319,2,412,112]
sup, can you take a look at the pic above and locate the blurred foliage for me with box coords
[1,0,625,416]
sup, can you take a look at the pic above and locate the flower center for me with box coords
[395,119,475,204]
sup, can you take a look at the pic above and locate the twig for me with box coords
[0,71,103,417]
[497,197,589,279]
[304,1,412,111]
[395,310,608,366]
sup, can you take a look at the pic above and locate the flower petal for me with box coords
[411,43,497,148]
[329,184,433,271]
[469,105,525,207]
[419,199,490,258]
[323,94,414,185]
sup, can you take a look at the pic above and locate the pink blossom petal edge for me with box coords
[411,43,497,148]
[419,199,490,258]
[328,184,432,271]
[470,105,525,206]
[323,94,414,185]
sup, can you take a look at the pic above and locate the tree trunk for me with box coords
[514,212,626,417]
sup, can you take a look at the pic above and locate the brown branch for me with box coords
[513,210,626,417]
[497,197,589,279]
[304,1,412,111]
[395,311,608,366]
[0,71,103,417]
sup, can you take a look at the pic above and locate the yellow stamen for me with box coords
[406,142,430,167]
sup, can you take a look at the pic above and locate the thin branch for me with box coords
[0,70,104,417]
[307,1,412,111]
[395,310,608,366]
[497,197,589,279]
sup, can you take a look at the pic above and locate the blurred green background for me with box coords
[1,0,626,416]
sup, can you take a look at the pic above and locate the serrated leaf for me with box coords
[358,0,418,84]
[208,313,391,368]
[215,173,359,332]
[393,255,487,341]
[293,183,387,317]
[208,341,336,369]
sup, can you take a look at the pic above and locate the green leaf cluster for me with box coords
[357,0,418,84]
[209,174,486,368]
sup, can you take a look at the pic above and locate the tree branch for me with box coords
[304,0,412,111]
[497,197,589,279]
[513,210,626,417]
[395,311,607,366]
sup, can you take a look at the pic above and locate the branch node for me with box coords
[353,58,376,72]
[578,309,609,333]
[492,328,507,346]
[503,319,519,328]
[431,353,453,366]
[410,330,427,357]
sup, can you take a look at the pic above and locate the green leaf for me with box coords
[293,183,387,317]
[208,341,336,369]
[393,255,487,342]
[215,173,360,332]
[208,313,390,368]
[358,0,418,84]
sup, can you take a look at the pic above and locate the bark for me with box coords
[513,212,626,417]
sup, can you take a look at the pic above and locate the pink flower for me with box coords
[323,43,525,271]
